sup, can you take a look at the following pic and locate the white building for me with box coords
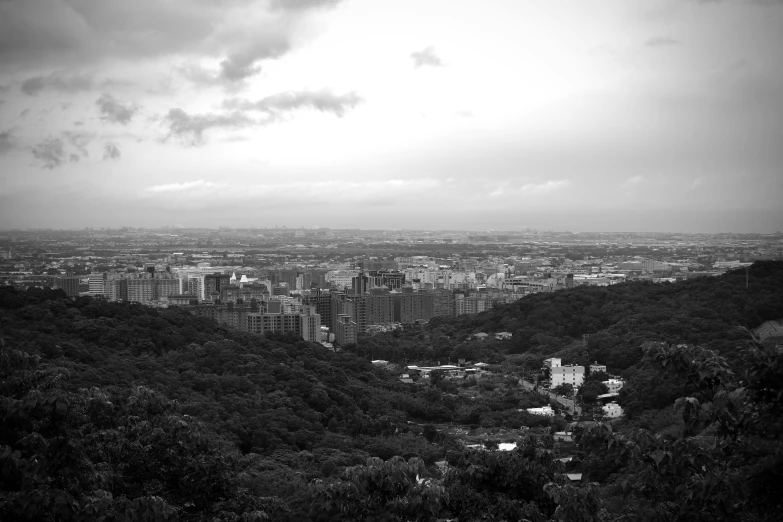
[551,365,585,388]
[543,358,562,368]
[88,273,105,296]
[602,379,624,394]
[589,362,607,374]
[602,402,623,418]
[525,406,555,416]
[300,307,322,343]
[325,269,359,290]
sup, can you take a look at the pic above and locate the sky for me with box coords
[1,0,782,233]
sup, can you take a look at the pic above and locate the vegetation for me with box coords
[1,261,781,520]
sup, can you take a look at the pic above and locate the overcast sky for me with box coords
[1,0,782,232]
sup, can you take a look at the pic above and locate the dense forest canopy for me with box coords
[1,261,781,520]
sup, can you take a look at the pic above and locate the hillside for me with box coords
[0,286,556,520]
[1,263,781,520]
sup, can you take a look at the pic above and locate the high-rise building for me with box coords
[300,305,321,343]
[368,270,406,290]
[204,273,231,299]
[351,272,370,295]
[330,290,394,333]
[54,276,81,297]
[331,292,354,333]
[104,277,128,301]
[127,278,156,305]
[301,288,333,329]
[88,273,106,296]
[335,314,357,345]
[156,277,182,300]
[393,289,434,323]
[432,289,454,317]
[365,292,394,327]
[190,300,255,330]
[325,270,359,290]
[272,283,290,296]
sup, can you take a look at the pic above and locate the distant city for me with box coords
[2,227,781,348]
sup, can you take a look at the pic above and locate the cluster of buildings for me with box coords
[539,358,625,419]
[52,263,531,346]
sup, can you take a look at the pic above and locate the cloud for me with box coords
[163,108,254,145]
[519,179,571,194]
[646,37,679,47]
[62,130,92,157]
[623,175,645,187]
[145,180,226,193]
[411,46,443,68]
[0,130,15,155]
[177,64,226,87]
[31,137,66,169]
[103,142,121,160]
[219,36,291,82]
[0,0,344,74]
[224,89,362,117]
[141,178,438,207]
[268,0,342,11]
[177,24,294,86]
[488,186,505,197]
[162,90,361,145]
[21,73,93,96]
[96,94,139,125]
[29,130,92,168]
[697,0,783,5]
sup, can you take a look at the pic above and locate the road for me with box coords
[520,379,581,415]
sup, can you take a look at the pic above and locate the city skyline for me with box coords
[1,0,782,233]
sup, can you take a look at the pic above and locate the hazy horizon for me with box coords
[2,0,782,233]
[1,224,780,236]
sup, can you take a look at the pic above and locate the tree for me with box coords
[309,456,444,521]
[551,383,574,397]
[576,339,783,521]
[577,381,608,404]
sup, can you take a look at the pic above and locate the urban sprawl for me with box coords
[3,227,781,421]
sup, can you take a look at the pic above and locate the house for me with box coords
[524,406,554,416]
[589,361,606,374]
[472,332,489,341]
[602,402,623,418]
[494,332,513,340]
[398,373,414,384]
[602,379,624,394]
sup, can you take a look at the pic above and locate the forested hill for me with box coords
[0,285,556,520]
[0,287,441,520]
[422,260,783,367]
[1,264,781,520]
[0,286,464,453]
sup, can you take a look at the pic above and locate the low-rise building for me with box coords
[525,406,555,416]
[602,402,623,418]
[551,365,585,388]
[602,379,624,394]
[589,362,607,374]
